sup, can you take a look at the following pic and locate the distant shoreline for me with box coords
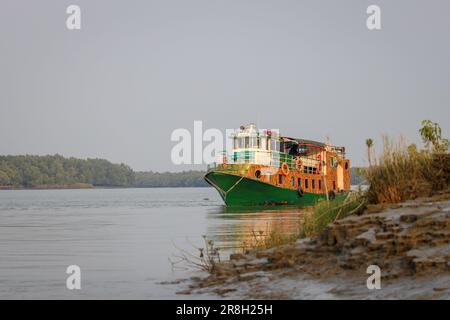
[0,154,209,189]
[0,183,93,190]
[0,184,211,190]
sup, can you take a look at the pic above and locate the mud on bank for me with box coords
[180,191,450,299]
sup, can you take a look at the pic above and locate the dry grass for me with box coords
[300,192,367,238]
[241,224,301,252]
[170,236,221,273]
[365,136,450,204]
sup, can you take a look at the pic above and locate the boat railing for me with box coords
[207,150,323,172]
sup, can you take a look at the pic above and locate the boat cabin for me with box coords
[211,124,350,195]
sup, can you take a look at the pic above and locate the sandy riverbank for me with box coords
[180,190,450,299]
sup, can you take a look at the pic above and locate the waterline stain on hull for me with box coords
[205,171,325,206]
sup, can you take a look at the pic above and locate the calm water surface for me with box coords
[0,188,305,299]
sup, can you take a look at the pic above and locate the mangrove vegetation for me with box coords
[0,154,209,189]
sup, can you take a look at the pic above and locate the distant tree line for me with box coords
[0,155,208,188]
[134,171,208,188]
[0,155,134,188]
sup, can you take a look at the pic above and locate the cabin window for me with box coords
[245,136,250,148]
[250,136,257,148]
[291,176,295,186]
[312,179,315,189]
[255,170,261,179]
[270,139,279,152]
[298,178,301,187]
[278,174,284,185]
[238,137,244,149]
[313,167,317,175]
[318,180,322,190]
[260,137,267,150]
[233,137,238,150]
[305,179,309,189]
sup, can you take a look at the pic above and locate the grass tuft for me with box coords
[300,192,367,238]
[365,136,450,204]
[241,224,300,252]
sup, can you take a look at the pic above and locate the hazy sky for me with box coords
[1,0,449,171]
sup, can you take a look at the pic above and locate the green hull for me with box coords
[205,171,325,206]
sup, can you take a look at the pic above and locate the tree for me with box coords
[0,170,10,185]
[419,120,450,153]
[366,138,374,167]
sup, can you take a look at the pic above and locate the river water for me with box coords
[0,188,305,299]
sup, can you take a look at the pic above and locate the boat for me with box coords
[204,124,351,206]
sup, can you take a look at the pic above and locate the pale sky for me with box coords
[1,0,449,171]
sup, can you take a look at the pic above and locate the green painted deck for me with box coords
[204,171,326,206]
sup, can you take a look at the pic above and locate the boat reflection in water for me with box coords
[206,205,313,257]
